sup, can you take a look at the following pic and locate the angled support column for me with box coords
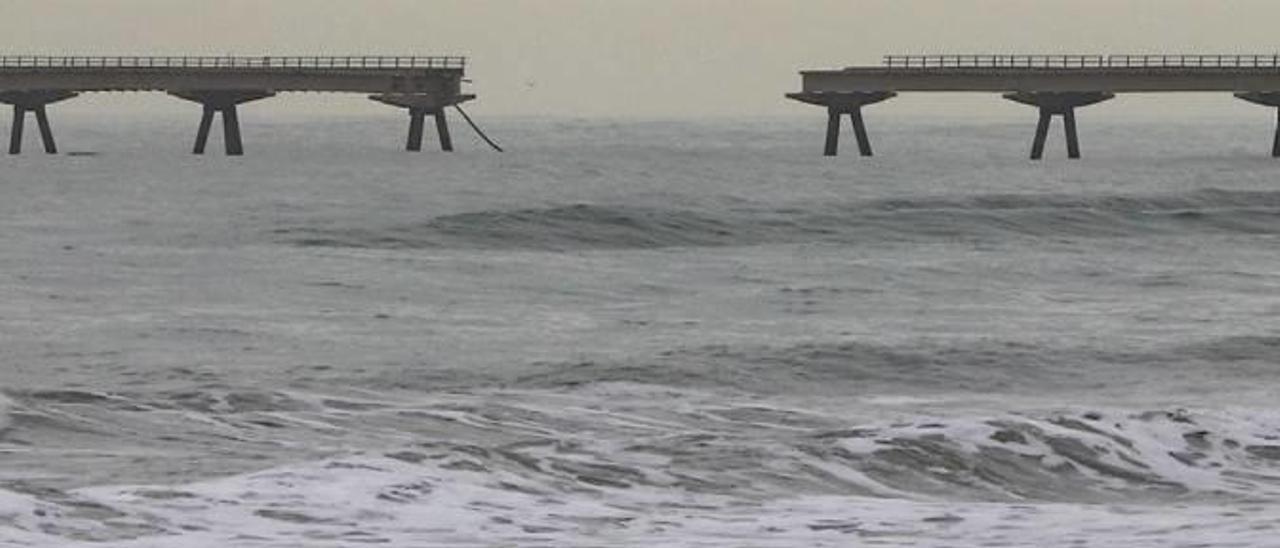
[824,107,841,156]
[787,91,896,157]
[0,91,79,155]
[9,105,23,156]
[1234,92,1280,157]
[194,106,216,154]
[169,90,275,156]
[407,108,427,152]
[1003,92,1114,160]
[435,110,454,152]
[370,93,475,152]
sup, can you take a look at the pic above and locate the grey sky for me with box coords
[3,0,1279,118]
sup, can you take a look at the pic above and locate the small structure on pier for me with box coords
[789,54,1280,159]
[0,55,474,155]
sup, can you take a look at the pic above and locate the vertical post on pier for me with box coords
[1273,108,1280,158]
[34,106,58,154]
[1063,108,1081,159]
[194,106,216,154]
[824,107,841,157]
[170,91,274,156]
[1030,109,1051,160]
[435,110,454,152]
[407,108,426,152]
[9,105,24,155]
[786,91,896,158]
[370,93,475,152]
[849,108,873,157]
[1004,92,1114,160]
[222,105,244,156]
[1,91,78,156]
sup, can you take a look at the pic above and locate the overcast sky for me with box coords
[3,0,1280,118]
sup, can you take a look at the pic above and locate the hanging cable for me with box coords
[453,104,504,152]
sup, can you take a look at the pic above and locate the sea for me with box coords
[1,110,1278,547]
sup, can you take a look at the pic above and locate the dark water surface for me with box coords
[1,117,1278,546]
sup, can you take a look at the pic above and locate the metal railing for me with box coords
[882,54,1280,69]
[1107,54,1280,68]
[883,55,1106,69]
[0,56,467,70]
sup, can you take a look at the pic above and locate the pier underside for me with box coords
[790,54,1280,159]
[1,91,78,155]
[1003,92,1114,160]
[1235,92,1280,157]
[370,93,476,152]
[170,91,276,156]
[786,92,895,157]
[0,55,476,156]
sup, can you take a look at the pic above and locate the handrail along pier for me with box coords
[789,53,1280,159]
[0,55,474,155]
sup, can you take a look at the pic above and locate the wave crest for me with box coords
[277,188,1280,250]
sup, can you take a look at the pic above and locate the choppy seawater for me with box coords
[1,113,1279,547]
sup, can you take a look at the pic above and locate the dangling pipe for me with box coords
[453,104,504,152]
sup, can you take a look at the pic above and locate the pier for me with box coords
[0,55,473,155]
[789,54,1280,159]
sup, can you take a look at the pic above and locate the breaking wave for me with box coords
[1,402,1277,546]
[279,188,1280,250]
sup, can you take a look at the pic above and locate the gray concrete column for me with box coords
[1004,92,1114,160]
[1,91,79,155]
[849,109,873,157]
[1063,108,1081,159]
[407,108,426,152]
[1031,109,1052,160]
[434,110,453,152]
[1273,109,1280,158]
[9,105,24,155]
[194,106,216,154]
[786,91,896,157]
[824,107,841,157]
[222,106,244,156]
[170,90,275,156]
[370,93,476,152]
[34,106,57,154]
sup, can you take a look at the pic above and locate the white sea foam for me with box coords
[5,118,1280,546]
[0,446,1273,548]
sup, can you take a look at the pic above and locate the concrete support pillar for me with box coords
[849,108,873,157]
[435,110,454,152]
[194,106,216,154]
[0,91,79,155]
[1274,109,1280,158]
[34,107,57,154]
[9,105,24,156]
[1003,92,1114,160]
[222,106,244,156]
[370,93,475,152]
[169,90,275,156]
[824,108,841,157]
[1063,109,1081,159]
[786,91,896,157]
[1031,109,1052,160]
[1234,92,1280,157]
[407,108,427,152]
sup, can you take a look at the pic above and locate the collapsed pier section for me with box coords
[789,54,1280,159]
[0,56,476,156]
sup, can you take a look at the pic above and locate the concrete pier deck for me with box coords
[789,54,1280,159]
[0,55,474,155]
